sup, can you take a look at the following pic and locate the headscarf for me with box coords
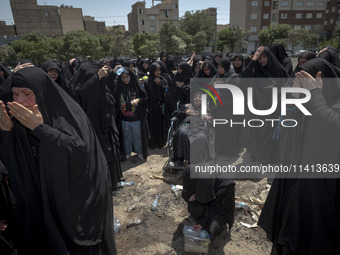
[231,53,244,75]
[175,62,191,83]
[138,58,149,78]
[5,67,115,254]
[292,51,316,75]
[301,58,340,107]
[195,60,217,78]
[252,47,289,78]
[0,63,12,82]
[317,46,340,68]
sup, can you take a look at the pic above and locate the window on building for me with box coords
[330,18,334,24]
[165,10,170,18]
[141,20,144,25]
[252,1,258,6]
[263,13,269,19]
[174,4,178,9]
[272,14,278,21]
[296,1,304,7]
[45,12,50,16]
[316,13,323,18]
[173,14,178,19]
[264,1,270,6]
[294,25,301,29]
[307,1,314,6]
[331,6,336,12]
[250,26,257,32]
[262,26,268,30]
[296,13,302,19]
[251,13,258,19]
[314,25,321,30]
[139,9,143,14]
[306,13,312,18]
[150,26,156,32]
[150,15,155,20]
[305,25,311,30]
[281,1,289,7]
[317,1,324,6]
[281,13,288,19]
[273,1,278,9]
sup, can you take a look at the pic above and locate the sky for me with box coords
[0,0,230,29]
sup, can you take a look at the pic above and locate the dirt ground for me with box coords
[113,148,272,255]
[113,57,299,254]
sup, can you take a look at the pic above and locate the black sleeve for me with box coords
[309,89,340,128]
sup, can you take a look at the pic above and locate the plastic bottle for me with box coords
[113,217,121,233]
[170,184,180,197]
[183,225,210,239]
[126,219,142,228]
[151,195,160,211]
[235,201,251,211]
[116,67,125,76]
[117,181,134,188]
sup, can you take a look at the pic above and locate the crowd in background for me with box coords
[0,44,340,254]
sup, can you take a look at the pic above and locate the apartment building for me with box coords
[128,0,179,35]
[230,0,340,52]
[4,0,105,37]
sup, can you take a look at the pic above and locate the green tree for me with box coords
[171,35,187,55]
[10,33,61,65]
[60,31,103,60]
[179,11,215,45]
[133,33,157,57]
[301,33,319,50]
[159,22,177,53]
[121,38,135,58]
[0,45,16,65]
[192,31,207,53]
[258,24,292,46]
[217,27,245,53]
[176,29,193,53]
[139,39,159,58]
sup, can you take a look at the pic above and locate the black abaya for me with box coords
[240,47,289,164]
[259,58,340,255]
[0,67,116,255]
[70,62,122,190]
[144,62,168,149]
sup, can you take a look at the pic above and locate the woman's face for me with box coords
[121,73,131,85]
[217,65,225,75]
[195,64,201,73]
[215,56,220,62]
[233,57,242,68]
[129,64,135,72]
[193,93,202,107]
[142,62,149,70]
[47,68,59,81]
[203,67,211,76]
[0,69,5,79]
[258,54,268,67]
[161,56,167,62]
[177,67,182,74]
[12,87,36,111]
[154,68,161,77]
[298,57,307,68]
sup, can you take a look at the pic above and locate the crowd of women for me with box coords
[0,44,339,254]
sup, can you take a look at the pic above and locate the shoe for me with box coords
[137,154,145,161]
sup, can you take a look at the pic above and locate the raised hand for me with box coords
[7,102,43,130]
[0,100,13,131]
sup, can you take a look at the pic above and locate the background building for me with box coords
[128,0,179,35]
[1,0,106,37]
[230,0,340,52]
